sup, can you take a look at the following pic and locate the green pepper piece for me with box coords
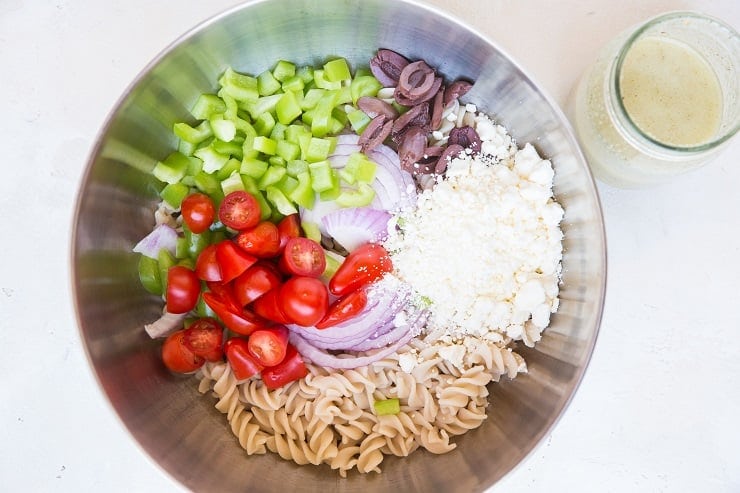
[241,157,269,179]
[350,75,383,104]
[265,186,298,215]
[272,60,296,82]
[335,183,375,207]
[257,69,282,96]
[138,255,163,295]
[184,226,212,259]
[160,182,190,209]
[191,94,227,120]
[219,67,259,103]
[276,90,302,125]
[288,171,316,209]
[157,248,177,294]
[323,57,352,83]
[373,398,400,416]
[153,151,193,184]
[174,120,213,145]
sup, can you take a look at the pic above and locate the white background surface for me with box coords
[1,0,738,492]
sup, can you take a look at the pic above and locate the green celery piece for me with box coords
[211,140,243,160]
[160,182,190,209]
[276,174,299,195]
[253,135,277,155]
[219,67,259,103]
[340,152,377,184]
[257,69,282,96]
[221,171,246,195]
[157,248,176,293]
[335,183,375,207]
[184,226,212,259]
[272,60,296,82]
[194,145,230,174]
[288,171,316,209]
[268,156,286,167]
[301,221,321,242]
[276,139,300,162]
[276,90,302,125]
[254,112,276,136]
[323,58,352,83]
[174,120,212,145]
[270,122,288,141]
[346,108,371,134]
[301,88,325,111]
[209,116,236,142]
[216,158,242,181]
[286,159,309,177]
[153,151,194,184]
[138,255,162,295]
[265,186,298,215]
[258,165,286,190]
[313,69,342,90]
[350,75,383,104]
[296,65,314,84]
[308,160,335,193]
[191,94,227,120]
[193,171,220,195]
[373,398,401,416]
[281,75,305,93]
[241,157,269,179]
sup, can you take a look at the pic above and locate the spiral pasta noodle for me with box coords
[195,334,527,477]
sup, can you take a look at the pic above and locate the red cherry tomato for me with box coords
[315,289,368,329]
[261,343,308,389]
[202,292,269,336]
[235,221,281,258]
[328,243,393,297]
[195,244,222,282]
[218,190,261,231]
[180,193,215,234]
[247,326,289,367]
[279,237,326,278]
[166,265,200,314]
[224,337,264,380]
[161,329,204,373]
[279,276,329,327]
[215,240,258,283]
[182,317,224,362]
[232,263,282,307]
[277,213,302,251]
[252,287,293,325]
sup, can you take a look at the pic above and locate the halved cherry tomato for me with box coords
[247,326,289,367]
[181,193,215,234]
[206,281,237,308]
[235,221,281,258]
[279,276,329,327]
[315,289,368,329]
[182,317,224,362]
[219,190,261,231]
[166,265,201,314]
[279,237,326,277]
[215,240,258,283]
[252,287,293,325]
[328,243,393,296]
[277,213,301,251]
[161,329,204,373]
[203,292,269,336]
[224,337,264,380]
[261,343,308,389]
[195,244,222,282]
[232,263,282,307]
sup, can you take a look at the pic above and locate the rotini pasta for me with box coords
[195,334,528,477]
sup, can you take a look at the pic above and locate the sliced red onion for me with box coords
[289,329,415,370]
[133,224,178,259]
[144,311,187,338]
[347,309,428,352]
[321,207,391,252]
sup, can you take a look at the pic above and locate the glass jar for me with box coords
[568,11,740,188]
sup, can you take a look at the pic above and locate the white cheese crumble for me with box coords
[385,112,564,369]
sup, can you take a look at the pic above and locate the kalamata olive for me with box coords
[397,61,436,98]
[443,80,473,107]
[398,126,428,172]
[369,49,410,87]
[434,144,464,174]
[448,126,482,154]
[430,88,445,131]
[391,102,430,137]
[358,115,393,152]
[356,96,399,120]
[395,76,442,106]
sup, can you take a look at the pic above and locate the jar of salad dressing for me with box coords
[568,12,740,187]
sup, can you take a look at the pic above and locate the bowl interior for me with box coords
[72,0,606,491]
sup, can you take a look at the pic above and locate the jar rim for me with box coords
[612,11,740,153]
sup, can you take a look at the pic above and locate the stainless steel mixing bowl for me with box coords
[72,0,606,491]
